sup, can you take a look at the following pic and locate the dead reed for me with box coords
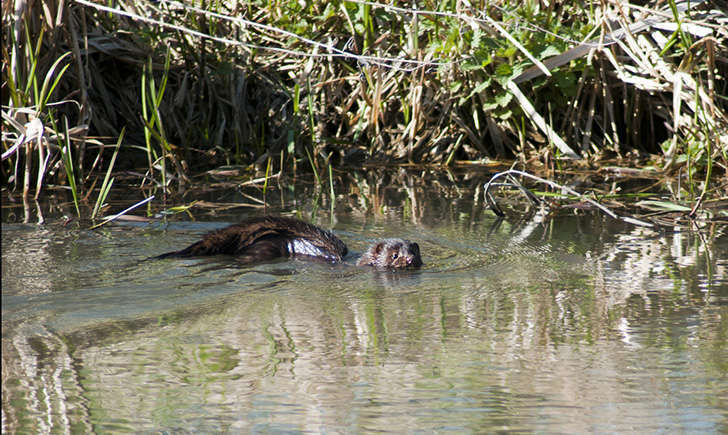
[2,0,726,210]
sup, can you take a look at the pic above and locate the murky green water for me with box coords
[2,179,727,433]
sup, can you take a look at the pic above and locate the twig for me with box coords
[90,195,155,229]
[484,169,654,227]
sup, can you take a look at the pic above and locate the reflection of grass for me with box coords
[3,206,723,433]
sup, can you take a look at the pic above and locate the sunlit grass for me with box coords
[1,0,725,212]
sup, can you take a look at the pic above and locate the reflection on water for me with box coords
[2,192,727,433]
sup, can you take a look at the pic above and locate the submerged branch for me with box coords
[484,170,654,227]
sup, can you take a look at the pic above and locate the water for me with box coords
[2,182,727,433]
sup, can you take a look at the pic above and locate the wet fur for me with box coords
[155,216,347,263]
[156,216,422,269]
[356,239,422,268]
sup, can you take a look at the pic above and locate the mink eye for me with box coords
[391,253,399,260]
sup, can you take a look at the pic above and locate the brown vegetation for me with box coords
[2,0,726,203]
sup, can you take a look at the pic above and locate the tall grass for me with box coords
[91,128,125,220]
[2,0,726,203]
[57,117,80,217]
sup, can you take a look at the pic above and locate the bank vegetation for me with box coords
[2,0,727,217]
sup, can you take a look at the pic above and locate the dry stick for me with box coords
[90,195,155,229]
[34,127,49,199]
[484,169,654,228]
[23,137,31,199]
[238,173,281,186]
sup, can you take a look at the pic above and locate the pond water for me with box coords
[2,172,727,433]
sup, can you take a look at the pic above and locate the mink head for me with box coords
[357,238,423,269]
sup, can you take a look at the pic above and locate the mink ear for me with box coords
[373,241,385,254]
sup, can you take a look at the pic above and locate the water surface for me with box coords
[2,185,727,433]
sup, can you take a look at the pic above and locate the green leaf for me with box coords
[497,109,513,120]
[495,92,512,107]
[539,45,562,58]
[494,64,514,85]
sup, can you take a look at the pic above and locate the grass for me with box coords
[91,128,125,220]
[1,0,726,217]
[57,117,80,217]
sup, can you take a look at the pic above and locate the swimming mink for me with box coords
[155,216,422,269]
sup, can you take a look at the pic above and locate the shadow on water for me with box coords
[2,170,727,433]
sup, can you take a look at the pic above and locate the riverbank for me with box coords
[2,0,726,217]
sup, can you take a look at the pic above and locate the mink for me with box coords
[355,238,423,268]
[155,216,422,269]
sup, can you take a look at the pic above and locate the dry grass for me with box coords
[2,0,726,202]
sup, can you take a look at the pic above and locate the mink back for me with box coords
[155,216,348,262]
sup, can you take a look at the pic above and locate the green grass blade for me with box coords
[92,127,125,219]
[37,52,72,114]
[54,116,80,218]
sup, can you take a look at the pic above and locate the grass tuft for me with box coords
[2,0,725,207]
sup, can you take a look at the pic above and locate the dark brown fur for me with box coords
[155,216,422,269]
[155,216,347,263]
[356,238,422,268]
